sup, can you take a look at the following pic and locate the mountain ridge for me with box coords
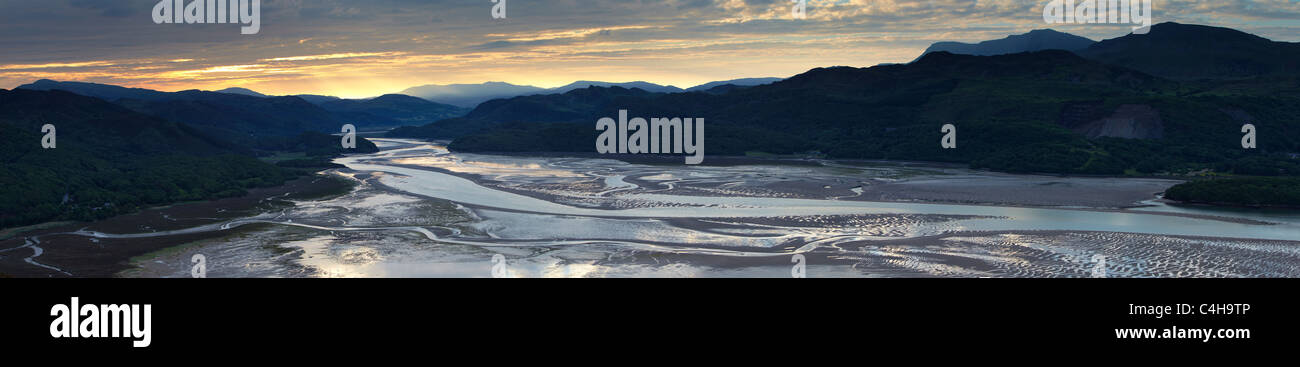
[400,78,786,108]
[214,87,269,98]
[319,94,469,129]
[917,29,1095,60]
[684,78,784,92]
[400,82,547,108]
[1077,22,1300,80]
[16,80,461,138]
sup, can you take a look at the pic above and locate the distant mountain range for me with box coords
[549,81,683,94]
[917,29,1095,60]
[318,94,469,129]
[294,94,343,105]
[215,87,269,98]
[400,78,784,108]
[684,78,783,92]
[18,79,175,101]
[20,80,341,142]
[393,22,1300,179]
[390,86,661,139]
[17,80,466,138]
[400,82,547,108]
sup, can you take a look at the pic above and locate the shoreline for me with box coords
[0,174,354,278]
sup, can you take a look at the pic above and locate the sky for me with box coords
[1,0,1299,98]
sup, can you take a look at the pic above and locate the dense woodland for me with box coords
[1165,177,1300,207]
[0,89,376,229]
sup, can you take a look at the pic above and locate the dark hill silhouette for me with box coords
[400,82,547,108]
[1078,22,1300,80]
[388,86,660,139]
[19,79,170,101]
[17,80,457,140]
[320,94,468,129]
[0,89,301,227]
[548,81,683,94]
[214,87,268,97]
[917,29,1095,60]
[19,80,343,139]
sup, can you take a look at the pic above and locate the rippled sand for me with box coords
[833,232,1300,278]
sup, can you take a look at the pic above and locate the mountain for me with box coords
[401,81,687,108]
[1077,22,1300,80]
[0,89,235,156]
[17,80,451,137]
[294,94,343,105]
[400,82,546,108]
[0,89,301,228]
[319,94,469,129]
[548,81,683,94]
[917,29,1095,60]
[397,47,1300,177]
[214,87,268,97]
[685,78,783,92]
[388,86,660,140]
[19,80,344,141]
[19,79,170,101]
[114,91,344,140]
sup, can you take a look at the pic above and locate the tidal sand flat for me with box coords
[8,139,1296,278]
[106,139,1300,278]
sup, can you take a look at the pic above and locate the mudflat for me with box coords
[0,175,352,278]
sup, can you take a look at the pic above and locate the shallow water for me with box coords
[118,139,1300,278]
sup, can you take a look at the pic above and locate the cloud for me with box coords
[261,52,402,62]
[2,0,1299,97]
[0,61,117,71]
